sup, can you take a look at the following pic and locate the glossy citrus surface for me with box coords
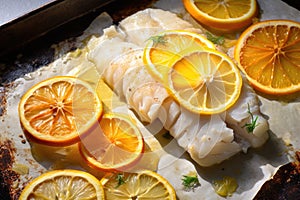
[100,170,176,200]
[19,169,105,200]
[235,20,300,95]
[182,0,258,32]
[168,48,242,114]
[79,113,144,172]
[19,76,103,146]
[143,30,215,82]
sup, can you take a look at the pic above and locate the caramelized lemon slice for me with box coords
[235,20,300,95]
[79,113,144,172]
[182,0,258,32]
[18,76,103,146]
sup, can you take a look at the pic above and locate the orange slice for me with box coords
[143,30,215,82]
[19,169,105,199]
[182,0,258,32]
[234,20,300,95]
[79,113,144,172]
[18,76,103,146]
[168,48,242,114]
[100,170,176,200]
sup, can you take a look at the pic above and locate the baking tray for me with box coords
[0,0,157,84]
[0,0,300,199]
[0,0,118,57]
[0,0,299,83]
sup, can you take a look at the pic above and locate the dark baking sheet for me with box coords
[0,0,299,84]
[0,0,157,84]
[0,0,117,57]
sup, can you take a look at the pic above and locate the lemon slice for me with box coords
[143,30,215,82]
[235,19,300,95]
[79,113,144,172]
[100,170,176,199]
[168,48,242,114]
[18,76,103,146]
[19,169,105,199]
[182,0,258,32]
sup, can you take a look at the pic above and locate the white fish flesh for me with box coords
[225,77,269,149]
[88,8,269,166]
[103,49,169,122]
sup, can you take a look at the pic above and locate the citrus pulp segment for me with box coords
[234,20,300,95]
[168,48,242,114]
[19,169,105,200]
[143,30,216,82]
[182,0,258,32]
[18,76,103,146]
[79,113,144,172]
[100,170,176,200]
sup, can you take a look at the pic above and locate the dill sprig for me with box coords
[205,32,225,45]
[115,173,126,188]
[242,103,259,133]
[147,35,167,45]
[182,175,201,191]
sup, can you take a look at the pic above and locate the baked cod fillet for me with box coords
[88,8,269,166]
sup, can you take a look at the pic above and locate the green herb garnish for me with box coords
[242,103,259,133]
[182,174,201,191]
[115,173,126,188]
[148,35,167,45]
[206,32,225,45]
